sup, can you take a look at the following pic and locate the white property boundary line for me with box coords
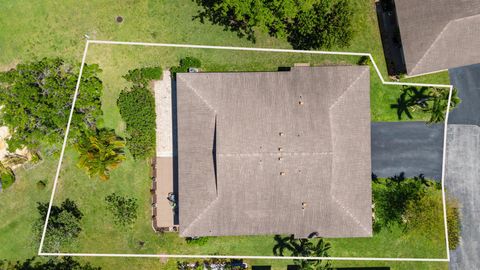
[38,39,453,263]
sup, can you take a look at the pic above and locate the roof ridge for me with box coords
[409,19,453,75]
[178,75,216,112]
[330,194,371,235]
[328,67,369,112]
[181,197,220,236]
[217,152,332,157]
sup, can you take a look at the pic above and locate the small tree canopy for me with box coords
[34,199,83,252]
[0,58,103,152]
[193,0,353,49]
[105,193,138,227]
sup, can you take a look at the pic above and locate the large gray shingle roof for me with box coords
[395,0,480,76]
[176,66,372,238]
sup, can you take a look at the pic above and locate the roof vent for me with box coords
[279,132,284,136]
[278,157,283,161]
[299,101,304,105]
[278,147,283,152]
[280,171,286,176]
[302,202,307,210]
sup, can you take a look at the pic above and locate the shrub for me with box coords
[0,171,15,189]
[357,56,370,66]
[123,66,163,86]
[117,85,156,159]
[170,57,202,78]
[447,198,461,250]
[36,180,47,190]
[185,237,209,245]
[105,193,138,227]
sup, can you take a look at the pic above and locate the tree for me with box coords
[193,0,353,50]
[105,193,138,227]
[0,257,100,270]
[34,199,83,252]
[0,58,103,152]
[287,0,353,50]
[273,234,331,270]
[427,88,460,123]
[76,129,126,180]
[390,86,461,123]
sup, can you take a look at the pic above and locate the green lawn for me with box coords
[0,0,451,269]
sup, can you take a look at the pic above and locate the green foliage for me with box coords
[446,198,461,250]
[177,259,245,270]
[104,193,138,227]
[34,199,83,252]
[0,257,101,270]
[390,86,461,123]
[287,0,353,50]
[193,0,353,49]
[0,162,15,190]
[185,237,209,245]
[357,55,371,66]
[123,66,163,87]
[36,180,47,190]
[75,129,126,180]
[0,58,103,152]
[273,235,331,270]
[170,57,202,77]
[404,192,461,250]
[117,85,156,159]
[373,173,441,231]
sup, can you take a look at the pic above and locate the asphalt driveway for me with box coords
[449,63,480,125]
[371,122,444,180]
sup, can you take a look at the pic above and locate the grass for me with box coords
[0,0,451,269]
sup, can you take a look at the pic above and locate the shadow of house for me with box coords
[171,76,179,225]
[375,0,407,76]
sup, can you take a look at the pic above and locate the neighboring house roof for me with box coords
[176,66,372,238]
[395,0,480,76]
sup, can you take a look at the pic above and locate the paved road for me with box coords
[445,125,480,270]
[449,63,480,126]
[371,122,444,180]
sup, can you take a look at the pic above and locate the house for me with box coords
[393,0,480,76]
[175,66,372,238]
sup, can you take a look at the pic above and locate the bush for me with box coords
[447,198,461,250]
[185,237,209,245]
[123,66,163,86]
[0,171,15,189]
[170,57,202,78]
[105,193,138,227]
[36,180,47,190]
[117,86,156,159]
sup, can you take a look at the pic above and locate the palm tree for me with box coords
[273,234,331,270]
[76,129,126,180]
[427,88,461,123]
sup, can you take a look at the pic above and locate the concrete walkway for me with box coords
[371,122,444,180]
[152,71,176,230]
[445,125,480,270]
